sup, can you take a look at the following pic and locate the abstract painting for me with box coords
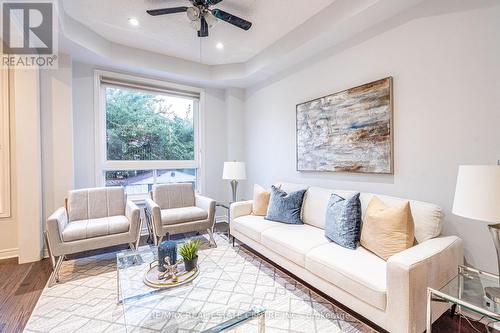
[296,77,393,174]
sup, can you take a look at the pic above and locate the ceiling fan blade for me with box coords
[146,7,188,16]
[207,0,223,5]
[211,9,252,31]
[198,16,209,37]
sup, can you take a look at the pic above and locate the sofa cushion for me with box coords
[232,215,283,242]
[302,187,355,229]
[299,185,444,243]
[160,206,208,225]
[305,243,387,310]
[152,183,195,210]
[261,224,329,267]
[360,193,442,243]
[360,196,415,260]
[324,193,362,249]
[67,187,125,221]
[252,184,271,216]
[62,215,130,242]
[265,186,306,225]
[275,182,309,193]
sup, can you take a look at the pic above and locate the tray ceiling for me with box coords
[62,0,335,65]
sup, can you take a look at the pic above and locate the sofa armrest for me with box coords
[145,197,161,235]
[126,200,141,240]
[46,207,68,256]
[229,200,253,223]
[195,195,216,227]
[386,235,463,333]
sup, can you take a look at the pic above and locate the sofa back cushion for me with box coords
[265,185,306,224]
[275,182,309,193]
[302,186,443,243]
[67,187,125,221]
[152,183,195,210]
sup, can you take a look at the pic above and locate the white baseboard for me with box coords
[0,247,18,260]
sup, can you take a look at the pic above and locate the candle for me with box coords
[158,240,177,272]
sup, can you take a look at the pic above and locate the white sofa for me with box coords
[229,182,463,333]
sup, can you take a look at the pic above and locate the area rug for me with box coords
[24,234,377,333]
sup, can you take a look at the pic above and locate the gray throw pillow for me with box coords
[265,185,306,225]
[324,193,362,250]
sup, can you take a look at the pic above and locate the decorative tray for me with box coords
[144,261,199,289]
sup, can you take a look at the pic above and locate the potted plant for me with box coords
[179,239,202,271]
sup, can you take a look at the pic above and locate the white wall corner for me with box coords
[13,69,44,263]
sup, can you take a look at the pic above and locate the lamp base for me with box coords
[484,287,500,313]
[230,180,238,203]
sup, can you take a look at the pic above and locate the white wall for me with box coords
[40,54,74,222]
[0,70,18,259]
[72,61,233,203]
[12,69,44,263]
[244,6,500,272]
[225,88,245,161]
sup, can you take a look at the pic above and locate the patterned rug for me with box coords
[24,233,377,333]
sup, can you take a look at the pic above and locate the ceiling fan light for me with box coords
[186,7,200,21]
[204,12,218,28]
[190,20,201,31]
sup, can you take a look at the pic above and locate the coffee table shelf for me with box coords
[116,238,265,332]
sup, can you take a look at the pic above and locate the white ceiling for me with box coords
[62,0,335,65]
[58,0,500,88]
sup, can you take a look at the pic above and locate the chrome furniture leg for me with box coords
[207,228,216,247]
[45,230,64,284]
[50,256,64,284]
[426,288,433,333]
[257,310,265,333]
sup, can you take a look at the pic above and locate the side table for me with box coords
[427,265,500,332]
[216,202,231,242]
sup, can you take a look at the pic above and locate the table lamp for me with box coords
[223,161,246,202]
[452,165,500,305]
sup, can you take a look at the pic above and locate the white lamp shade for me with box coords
[223,162,246,180]
[452,165,500,223]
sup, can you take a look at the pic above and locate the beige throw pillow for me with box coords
[252,184,271,216]
[360,196,415,260]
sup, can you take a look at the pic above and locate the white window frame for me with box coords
[93,70,205,199]
[0,68,10,218]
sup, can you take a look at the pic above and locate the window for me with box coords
[95,71,202,200]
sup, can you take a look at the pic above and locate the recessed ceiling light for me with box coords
[128,18,139,26]
[216,42,224,50]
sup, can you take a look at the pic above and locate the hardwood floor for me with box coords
[0,228,495,333]
[0,257,51,333]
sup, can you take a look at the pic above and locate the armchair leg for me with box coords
[44,231,56,269]
[50,256,64,284]
[207,228,216,248]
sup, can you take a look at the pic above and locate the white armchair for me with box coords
[145,183,216,246]
[45,187,141,282]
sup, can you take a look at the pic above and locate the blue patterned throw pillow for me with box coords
[324,193,362,250]
[265,185,306,225]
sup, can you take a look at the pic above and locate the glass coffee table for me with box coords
[427,265,500,332]
[116,239,265,332]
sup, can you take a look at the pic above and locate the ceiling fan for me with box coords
[146,0,252,37]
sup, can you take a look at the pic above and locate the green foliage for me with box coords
[106,88,194,161]
[179,239,202,261]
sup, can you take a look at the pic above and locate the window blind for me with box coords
[100,77,200,100]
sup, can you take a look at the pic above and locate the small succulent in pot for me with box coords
[179,239,202,271]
